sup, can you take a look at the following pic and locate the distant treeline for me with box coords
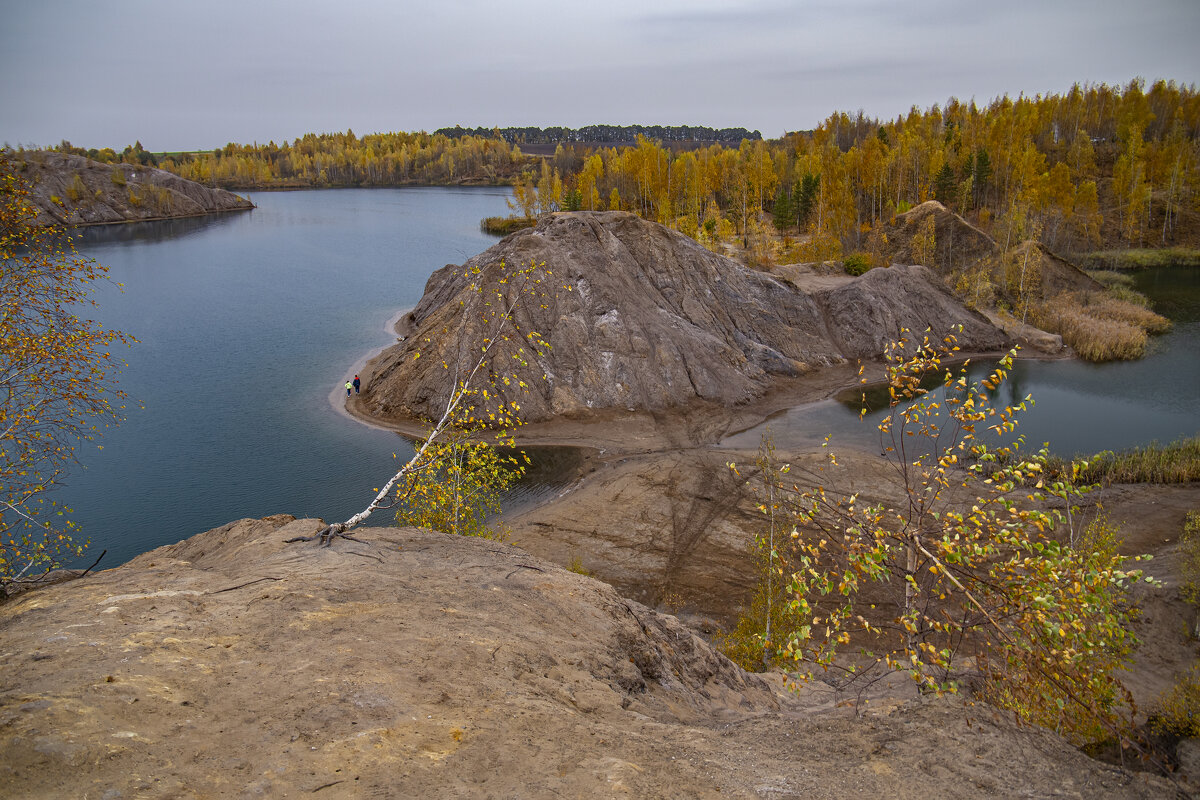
[46,79,1199,257]
[54,131,533,189]
[432,125,762,145]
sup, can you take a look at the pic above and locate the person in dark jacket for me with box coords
[353,374,361,394]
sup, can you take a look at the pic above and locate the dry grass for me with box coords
[1086,270,1136,289]
[1084,292,1171,333]
[1033,291,1169,361]
[481,216,535,235]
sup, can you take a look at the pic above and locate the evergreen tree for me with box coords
[795,172,820,228]
[772,185,795,232]
[934,161,956,206]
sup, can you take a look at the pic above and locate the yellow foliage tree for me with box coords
[1,154,135,588]
[291,259,559,546]
[730,331,1152,748]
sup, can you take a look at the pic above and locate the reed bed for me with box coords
[1082,293,1171,333]
[1034,291,1169,361]
[481,216,535,235]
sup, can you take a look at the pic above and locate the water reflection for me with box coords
[502,445,589,513]
[72,209,251,246]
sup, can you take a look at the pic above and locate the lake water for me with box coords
[62,193,1198,570]
[67,188,513,568]
[721,267,1200,456]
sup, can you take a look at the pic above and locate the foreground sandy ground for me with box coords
[0,518,1178,798]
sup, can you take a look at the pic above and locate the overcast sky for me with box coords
[3,0,1197,151]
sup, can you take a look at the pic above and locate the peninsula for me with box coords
[12,150,253,227]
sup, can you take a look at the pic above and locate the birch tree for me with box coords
[291,258,559,546]
[729,330,1153,746]
[1,154,135,588]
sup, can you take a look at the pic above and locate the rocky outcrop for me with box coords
[0,516,1173,798]
[362,211,1008,425]
[13,151,253,226]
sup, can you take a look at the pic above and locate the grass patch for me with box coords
[1180,510,1200,608]
[1104,284,1152,308]
[481,216,535,236]
[1072,248,1200,270]
[1065,437,1200,485]
[1086,270,1136,290]
[1033,291,1169,361]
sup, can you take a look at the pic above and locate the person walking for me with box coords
[345,380,353,397]
[353,374,361,394]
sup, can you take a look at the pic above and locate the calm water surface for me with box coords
[722,267,1200,456]
[68,188,513,567]
[64,194,1198,569]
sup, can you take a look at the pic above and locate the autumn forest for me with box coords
[54,79,1198,264]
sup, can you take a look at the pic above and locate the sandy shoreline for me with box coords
[333,305,418,430]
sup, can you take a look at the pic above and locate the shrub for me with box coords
[110,168,126,187]
[1,155,134,589]
[843,253,872,276]
[982,513,1140,745]
[1151,663,1200,738]
[728,332,1152,747]
[65,173,86,203]
[954,267,996,309]
[720,433,808,672]
[1180,510,1200,609]
[1148,512,1200,738]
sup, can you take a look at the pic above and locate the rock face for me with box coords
[14,151,253,226]
[362,211,1008,424]
[0,516,1172,798]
